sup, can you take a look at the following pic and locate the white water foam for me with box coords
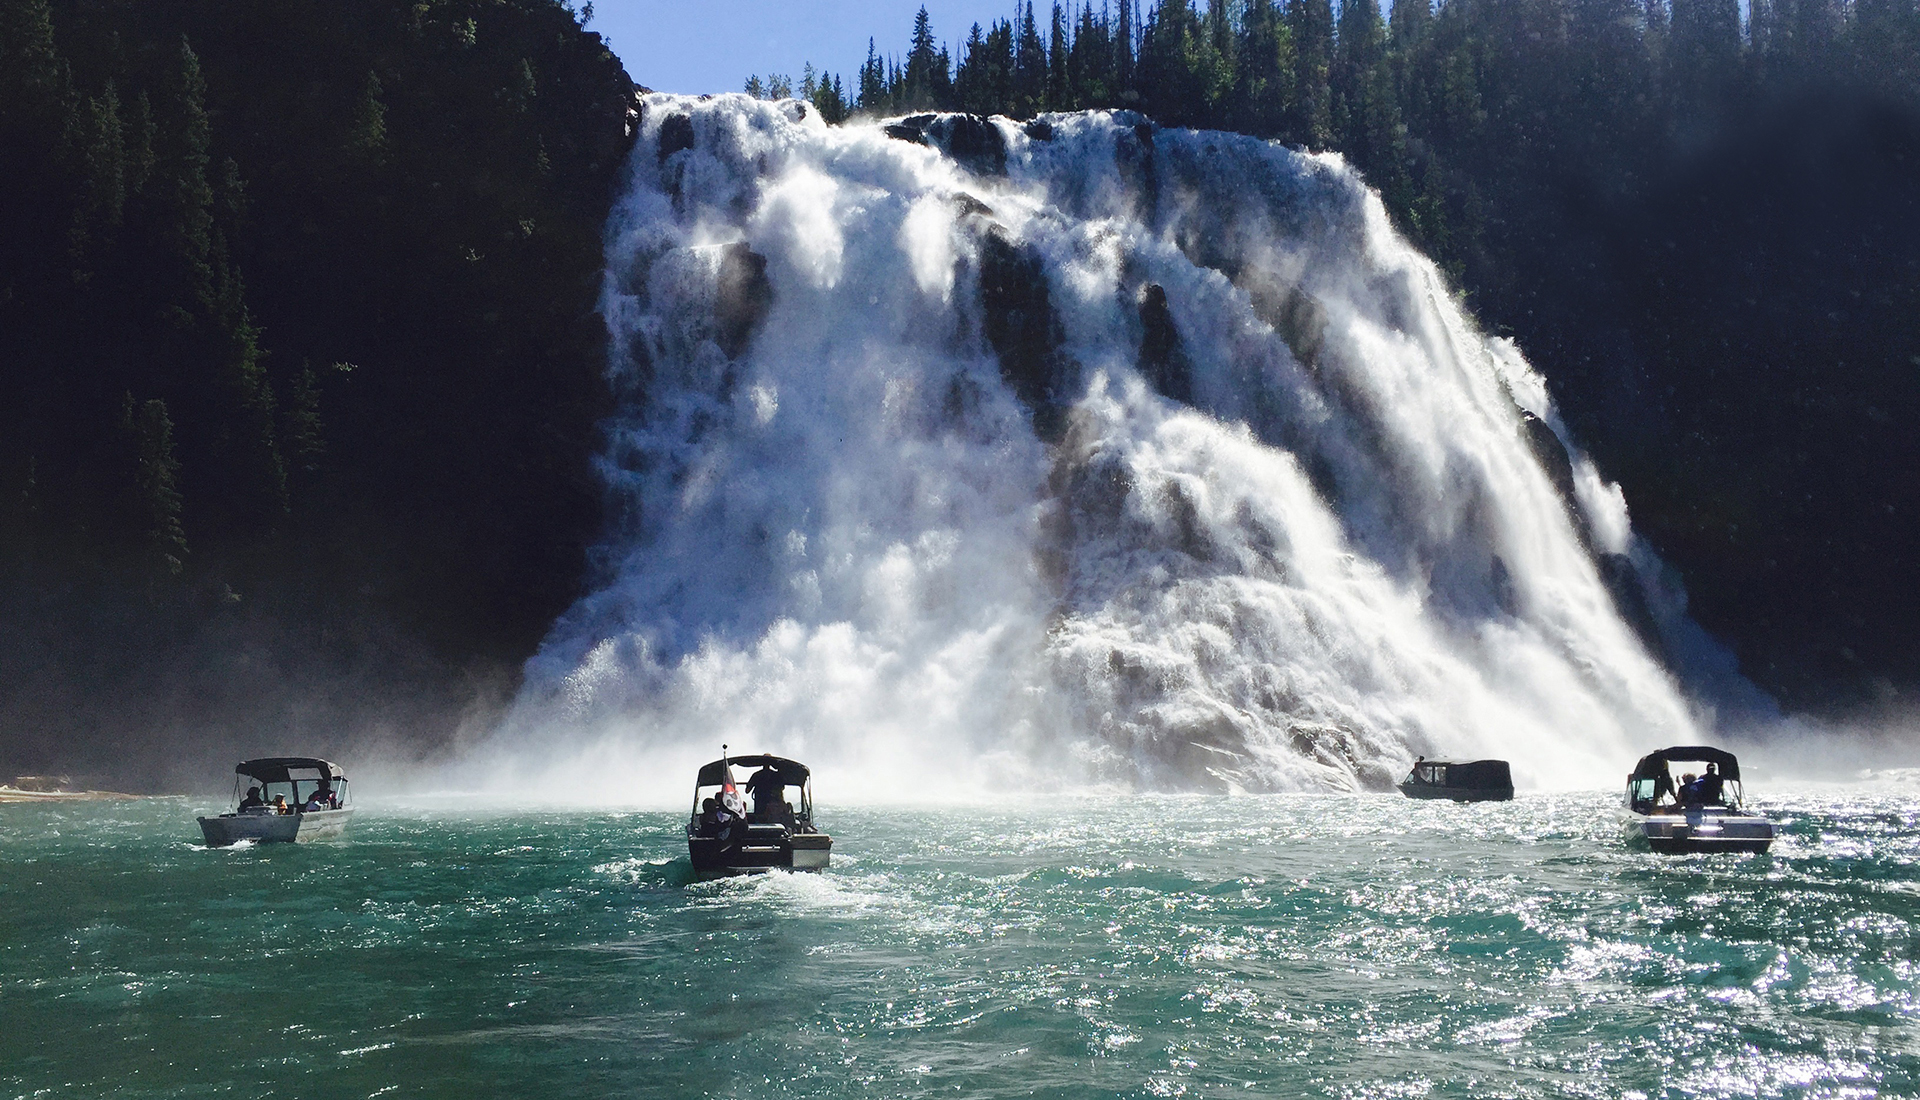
[487,93,1715,799]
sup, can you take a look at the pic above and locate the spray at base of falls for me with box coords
[498,94,1737,800]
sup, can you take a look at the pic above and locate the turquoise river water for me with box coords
[3,792,1918,1098]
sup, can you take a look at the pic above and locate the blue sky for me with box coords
[586,1,1041,96]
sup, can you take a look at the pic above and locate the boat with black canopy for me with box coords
[686,748,830,874]
[197,757,353,846]
[1624,745,1773,854]
[1398,757,1514,802]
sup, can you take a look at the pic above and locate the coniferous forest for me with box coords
[3,0,1918,783]
[0,0,631,780]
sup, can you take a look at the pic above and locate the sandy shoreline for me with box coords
[0,787,148,802]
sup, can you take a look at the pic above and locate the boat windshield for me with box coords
[688,770,813,829]
[234,772,348,811]
[1628,759,1740,813]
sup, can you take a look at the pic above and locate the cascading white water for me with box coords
[504,92,1710,799]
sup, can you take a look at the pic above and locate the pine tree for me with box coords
[349,71,388,160]
[122,393,187,579]
[1288,0,1334,145]
[1233,0,1295,137]
[858,38,887,111]
[1116,0,1138,103]
[156,36,214,312]
[67,82,126,283]
[1048,3,1072,110]
[1070,3,1114,107]
[903,7,945,109]
[1014,2,1049,116]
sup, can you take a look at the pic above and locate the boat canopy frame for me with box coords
[225,758,350,811]
[690,754,815,825]
[1407,759,1513,788]
[694,755,809,787]
[1629,747,1742,784]
[1627,746,1747,814]
[234,758,347,784]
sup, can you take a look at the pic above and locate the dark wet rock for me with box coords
[883,114,936,145]
[1160,480,1214,562]
[925,114,1007,176]
[978,229,1069,439]
[951,192,994,219]
[1252,286,1329,375]
[1599,552,1668,661]
[713,242,771,359]
[1519,411,1576,505]
[1137,284,1193,403]
[1023,119,1054,142]
[658,113,694,163]
[1113,121,1158,222]
[1490,554,1519,617]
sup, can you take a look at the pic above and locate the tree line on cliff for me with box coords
[0,0,632,782]
[762,0,1920,711]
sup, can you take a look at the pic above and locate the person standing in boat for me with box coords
[746,766,787,823]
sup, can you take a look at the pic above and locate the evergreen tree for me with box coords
[1232,0,1295,137]
[349,71,388,161]
[858,38,887,111]
[903,7,946,109]
[1014,2,1049,116]
[155,36,215,312]
[1070,3,1115,107]
[1116,0,1138,103]
[122,393,187,580]
[67,82,126,283]
[1288,0,1334,145]
[1048,3,1073,110]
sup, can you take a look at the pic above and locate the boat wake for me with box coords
[493,94,1741,798]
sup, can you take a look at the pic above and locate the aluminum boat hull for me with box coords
[1398,781,1514,802]
[197,807,353,846]
[1627,810,1773,854]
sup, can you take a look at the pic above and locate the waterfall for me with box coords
[505,93,1712,798]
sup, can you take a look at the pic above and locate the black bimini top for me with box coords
[235,757,345,784]
[695,755,810,787]
[1630,746,1741,783]
[1415,759,1513,787]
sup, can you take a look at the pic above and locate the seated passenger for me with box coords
[272,794,291,815]
[301,790,327,812]
[238,786,266,813]
[697,796,742,840]
[1676,772,1705,807]
[772,799,798,830]
[1698,763,1725,806]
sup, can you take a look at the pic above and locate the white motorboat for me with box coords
[1624,746,1772,854]
[197,757,353,846]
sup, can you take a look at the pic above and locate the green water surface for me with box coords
[2,792,1916,1098]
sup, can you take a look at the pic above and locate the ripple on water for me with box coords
[3,793,1920,1097]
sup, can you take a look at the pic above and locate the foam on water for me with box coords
[491,94,1733,799]
[12,797,1918,1097]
